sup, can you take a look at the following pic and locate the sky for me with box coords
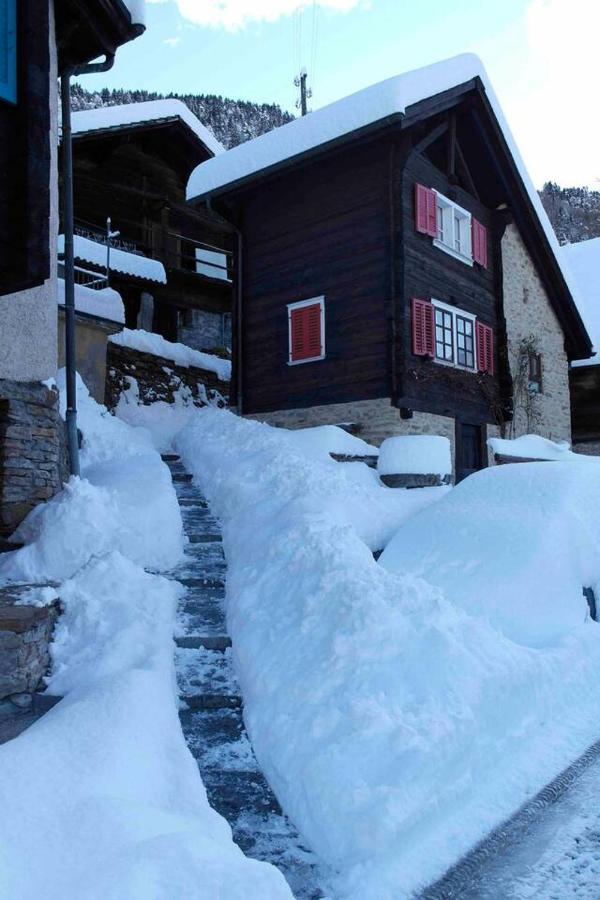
[91,0,599,189]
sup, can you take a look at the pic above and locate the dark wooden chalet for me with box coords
[63,101,235,351]
[187,56,592,480]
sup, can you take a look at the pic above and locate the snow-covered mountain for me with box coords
[70,83,294,150]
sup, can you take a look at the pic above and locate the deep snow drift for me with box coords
[0,377,291,900]
[174,408,600,898]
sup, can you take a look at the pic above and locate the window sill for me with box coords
[287,354,326,366]
[433,239,474,267]
[433,357,476,374]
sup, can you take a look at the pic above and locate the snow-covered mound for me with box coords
[57,278,125,324]
[378,434,451,476]
[488,433,579,461]
[110,328,231,382]
[174,408,600,898]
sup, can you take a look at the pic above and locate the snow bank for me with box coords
[378,434,451,476]
[58,234,167,284]
[174,408,600,898]
[71,99,224,157]
[562,237,600,365]
[110,327,232,381]
[0,551,291,899]
[57,277,125,324]
[187,53,581,320]
[115,376,203,453]
[0,371,183,582]
[488,433,579,461]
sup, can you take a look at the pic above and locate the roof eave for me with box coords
[188,112,405,204]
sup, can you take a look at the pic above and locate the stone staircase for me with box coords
[162,454,330,900]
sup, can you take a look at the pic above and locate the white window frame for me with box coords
[287,296,326,365]
[432,299,477,372]
[433,190,473,266]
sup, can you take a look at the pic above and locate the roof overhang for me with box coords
[55,0,145,72]
[71,117,215,168]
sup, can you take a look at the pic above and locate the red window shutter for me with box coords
[415,184,437,237]
[412,298,435,357]
[290,302,323,362]
[472,218,488,268]
[476,322,494,374]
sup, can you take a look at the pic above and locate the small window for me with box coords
[432,299,477,371]
[528,352,543,393]
[288,297,325,365]
[434,191,473,265]
[0,0,17,105]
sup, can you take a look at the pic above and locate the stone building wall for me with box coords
[0,381,69,540]
[105,343,229,412]
[177,309,232,354]
[501,223,572,443]
[0,587,60,700]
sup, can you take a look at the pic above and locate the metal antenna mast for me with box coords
[294,67,312,116]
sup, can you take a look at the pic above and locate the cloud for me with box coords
[163,36,182,47]
[510,0,600,186]
[147,0,363,31]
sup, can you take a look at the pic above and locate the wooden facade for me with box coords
[199,78,590,474]
[570,366,600,447]
[67,117,234,344]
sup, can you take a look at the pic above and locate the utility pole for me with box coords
[294,67,312,116]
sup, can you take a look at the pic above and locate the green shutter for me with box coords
[0,0,17,105]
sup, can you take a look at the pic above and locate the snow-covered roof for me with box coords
[187,53,585,344]
[58,234,167,285]
[57,279,125,325]
[71,100,224,158]
[562,239,600,366]
[122,0,146,26]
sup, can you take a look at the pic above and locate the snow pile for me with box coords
[0,371,183,582]
[562,237,600,365]
[57,277,125,324]
[115,376,205,453]
[58,234,167,284]
[71,99,224,157]
[110,327,232,381]
[0,551,292,899]
[378,434,451,476]
[0,381,290,898]
[174,407,600,897]
[488,433,580,461]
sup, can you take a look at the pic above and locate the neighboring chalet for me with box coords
[187,54,592,481]
[563,238,600,454]
[0,0,144,540]
[62,100,235,353]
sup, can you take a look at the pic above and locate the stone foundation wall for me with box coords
[0,380,68,539]
[245,398,460,466]
[573,441,600,457]
[501,224,572,443]
[105,343,229,412]
[177,309,232,354]
[0,587,60,701]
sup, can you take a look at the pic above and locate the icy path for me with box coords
[163,455,330,900]
[420,738,600,899]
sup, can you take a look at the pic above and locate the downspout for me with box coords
[388,139,398,404]
[60,54,114,476]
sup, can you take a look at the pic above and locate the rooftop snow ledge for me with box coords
[58,234,167,285]
[71,99,224,158]
[109,328,231,382]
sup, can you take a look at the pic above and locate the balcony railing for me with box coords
[166,232,233,282]
[57,260,108,291]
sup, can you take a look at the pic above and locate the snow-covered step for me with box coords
[176,634,231,651]
[188,533,222,544]
[161,453,180,462]
[182,693,243,711]
[171,472,194,483]
[178,497,209,509]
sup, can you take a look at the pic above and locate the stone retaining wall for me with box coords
[105,343,229,412]
[0,586,60,701]
[0,380,68,539]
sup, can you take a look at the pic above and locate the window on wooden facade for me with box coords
[0,0,17,106]
[434,192,473,265]
[432,300,477,371]
[528,352,543,393]
[287,297,325,365]
[414,184,488,269]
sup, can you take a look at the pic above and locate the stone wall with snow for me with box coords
[105,343,229,413]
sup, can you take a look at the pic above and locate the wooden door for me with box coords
[456,422,485,483]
